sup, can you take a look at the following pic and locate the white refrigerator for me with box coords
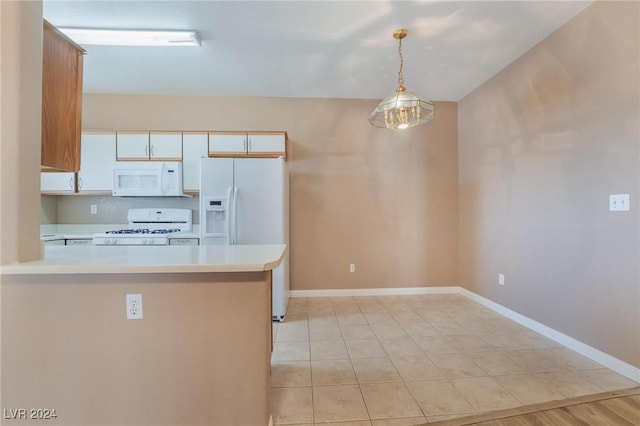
[199,157,289,321]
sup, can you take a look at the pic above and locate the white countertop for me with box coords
[1,244,286,275]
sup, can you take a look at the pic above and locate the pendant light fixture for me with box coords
[368,29,434,130]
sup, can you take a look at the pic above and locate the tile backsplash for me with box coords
[41,195,200,225]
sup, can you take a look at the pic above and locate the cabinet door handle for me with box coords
[244,137,247,152]
[248,137,252,152]
[78,177,83,189]
[150,145,154,157]
[69,177,74,189]
[145,145,149,156]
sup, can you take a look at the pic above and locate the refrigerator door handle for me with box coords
[226,186,233,244]
[232,186,239,245]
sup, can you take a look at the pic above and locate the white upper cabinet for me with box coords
[41,129,287,195]
[78,132,116,192]
[41,172,75,193]
[150,132,182,161]
[208,132,286,159]
[182,133,208,192]
[208,133,247,155]
[116,132,150,160]
[116,131,182,161]
[247,133,286,155]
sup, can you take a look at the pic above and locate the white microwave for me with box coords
[112,161,189,197]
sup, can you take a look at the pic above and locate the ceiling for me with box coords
[43,0,592,101]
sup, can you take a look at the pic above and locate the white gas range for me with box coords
[93,209,192,246]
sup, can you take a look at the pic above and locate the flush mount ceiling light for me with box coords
[368,29,434,130]
[58,28,201,47]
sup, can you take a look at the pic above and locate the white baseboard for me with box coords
[289,285,640,383]
[289,286,459,298]
[458,288,640,384]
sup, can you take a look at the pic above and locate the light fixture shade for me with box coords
[368,89,435,130]
[58,28,201,47]
[369,28,434,130]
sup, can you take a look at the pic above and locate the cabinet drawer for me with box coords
[169,238,199,246]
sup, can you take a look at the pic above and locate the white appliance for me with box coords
[93,208,192,246]
[200,157,289,321]
[112,161,190,197]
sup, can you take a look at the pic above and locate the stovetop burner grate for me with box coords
[106,228,181,235]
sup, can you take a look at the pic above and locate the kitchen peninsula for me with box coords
[1,244,286,426]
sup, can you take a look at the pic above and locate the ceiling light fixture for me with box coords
[368,29,434,130]
[58,28,201,47]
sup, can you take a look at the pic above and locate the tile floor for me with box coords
[270,294,638,425]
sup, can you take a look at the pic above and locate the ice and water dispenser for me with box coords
[203,197,228,237]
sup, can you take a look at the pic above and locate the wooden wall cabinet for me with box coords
[41,20,85,172]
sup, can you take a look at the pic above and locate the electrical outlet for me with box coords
[498,273,505,286]
[90,204,98,215]
[126,294,143,319]
[349,263,355,273]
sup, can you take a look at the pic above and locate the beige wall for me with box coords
[2,271,272,426]
[81,95,460,290]
[458,1,639,367]
[0,1,42,263]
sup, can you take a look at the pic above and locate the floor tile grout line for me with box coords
[360,295,458,421]
[274,295,632,424]
[348,296,416,421]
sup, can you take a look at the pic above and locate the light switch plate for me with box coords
[609,194,630,211]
